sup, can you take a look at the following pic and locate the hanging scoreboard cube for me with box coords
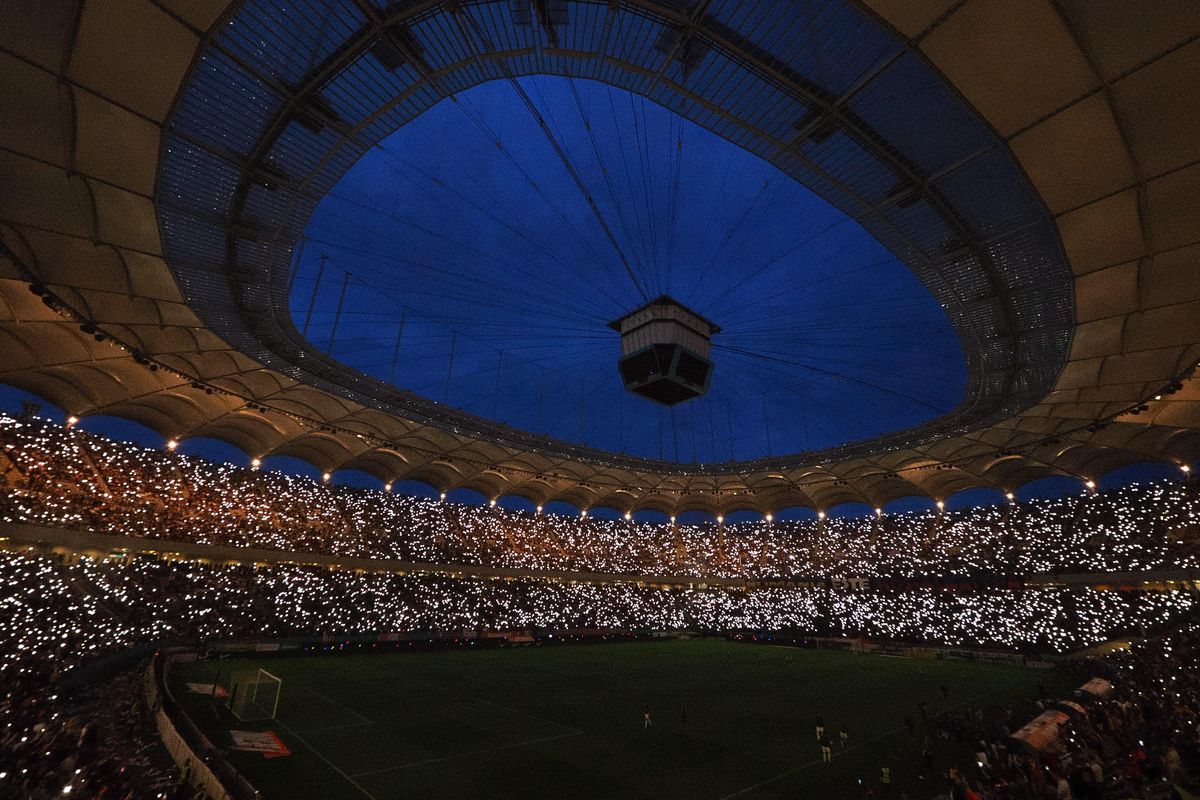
[609,296,719,406]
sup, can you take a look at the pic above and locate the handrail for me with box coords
[149,654,262,800]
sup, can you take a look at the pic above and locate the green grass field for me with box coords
[173,639,1067,799]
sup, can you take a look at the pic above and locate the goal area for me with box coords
[228,669,282,721]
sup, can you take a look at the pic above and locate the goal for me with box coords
[228,669,282,721]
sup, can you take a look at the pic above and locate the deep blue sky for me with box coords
[291,76,966,463]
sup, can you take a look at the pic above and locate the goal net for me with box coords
[228,669,282,721]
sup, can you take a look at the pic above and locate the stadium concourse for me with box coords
[3,0,1200,799]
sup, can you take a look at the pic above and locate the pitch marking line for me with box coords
[717,724,908,799]
[296,719,374,734]
[348,730,585,778]
[359,661,583,734]
[303,685,374,725]
[274,718,380,800]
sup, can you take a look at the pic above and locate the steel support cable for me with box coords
[402,346,623,395]
[362,144,630,315]
[713,345,937,407]
[434,8,647,302]
[713,343,953,413]
[301,308,616,335]
[720,349,966,377]
[715,341,965,391]
[403,343,623,402]
[369,133,567,258]
[728,288,947,318]
[445,91,634,313]
[720,321,955,347]
[319,188,616,312]
[503,75,650,302]
[715,338,966,369]
[724,321,963,341]
[405,92,631,310]
[332,323,614,362]
[665,112,685,294]
[304,260,601,332]
[299,321,616,346]
[720,331,964,352]
[336,340,616,384]
[710,245,896,324]
[599,85,658,285]
[295,311,608,338]
[698,146,736,256]
[296,235,605,327]
[715,352,969,398]
[724,316,965,339]
[715,357,960,407]
[306,213,578,312]
[629,93,662,294]
[719,246,900,306]
[311,316,618,338]
[682,170,777,295]
[424,87,632,311]
[305,209,605,321]
[723,327,964,349]
[564,75,651,295]
[688,194,853,313]
[707,362,847,456]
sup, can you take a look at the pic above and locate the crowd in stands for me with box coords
[923,622,1200,800]
[1,544,1198,797]
[2,414,1199,798]
[2,549,1196,680]
[1,414,1198,580]
[1,654,180,799]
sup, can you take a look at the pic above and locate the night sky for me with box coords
[291,75,965,464]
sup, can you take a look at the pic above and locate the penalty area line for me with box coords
[274,718,380,800]
[303,685,374,725]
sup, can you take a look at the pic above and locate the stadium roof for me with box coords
[0,0,1198,515]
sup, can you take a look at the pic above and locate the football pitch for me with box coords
[173,639,1066,799]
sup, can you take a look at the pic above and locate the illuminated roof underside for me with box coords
[0,0,1198,515]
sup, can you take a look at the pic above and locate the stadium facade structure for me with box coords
[0,0,1198,517]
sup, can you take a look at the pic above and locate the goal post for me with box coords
[228,669,282,721]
